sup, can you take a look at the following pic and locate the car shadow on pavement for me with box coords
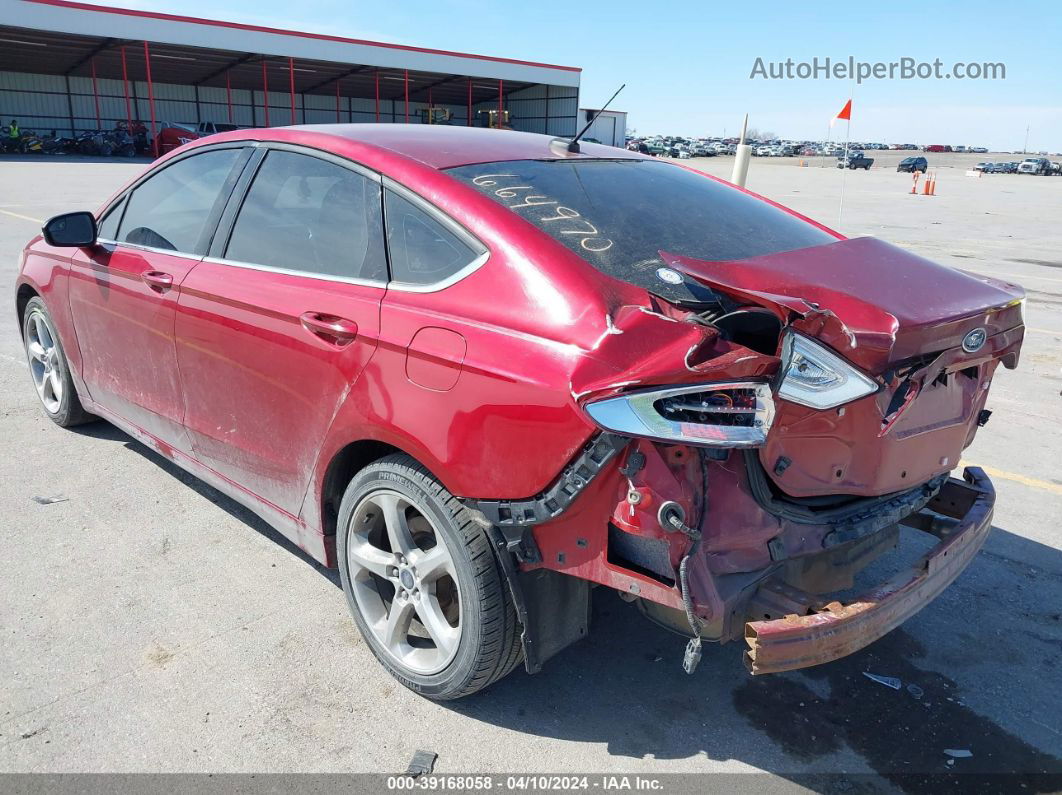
[71,422,1062,791]
[70,421,341,587]
[445,526,1062,793]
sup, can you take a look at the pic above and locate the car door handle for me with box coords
[142,270,174,290]
[300,311,358,345]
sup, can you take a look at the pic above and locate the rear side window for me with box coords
[117,148,241,254]
[384,189,481,286]
[447,159,834,301]
[225,150,387,282]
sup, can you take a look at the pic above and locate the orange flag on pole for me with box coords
[831,99,852,125]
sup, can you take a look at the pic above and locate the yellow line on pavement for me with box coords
[961,461,1062,496]
[0,209,44,224]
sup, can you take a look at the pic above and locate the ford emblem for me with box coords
[962,327,987,353]
[656,267,684,285]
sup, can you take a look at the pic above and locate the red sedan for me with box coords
[16,125,1024,699]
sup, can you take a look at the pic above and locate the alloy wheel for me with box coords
[345,489,461,675]
[25,309,64,415]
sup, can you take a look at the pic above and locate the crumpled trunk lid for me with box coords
[662,236,1024,375]
[661,236,1026,497]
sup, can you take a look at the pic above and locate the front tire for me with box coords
[22,297,94,427]
[337,454,522,700]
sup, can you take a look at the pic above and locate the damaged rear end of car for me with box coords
[450,155,1025,677]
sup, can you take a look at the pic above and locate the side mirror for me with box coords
[42,211,97,248]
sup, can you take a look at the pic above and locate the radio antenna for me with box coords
[566,84,625,153]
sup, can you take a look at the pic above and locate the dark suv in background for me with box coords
[897,156,928,173]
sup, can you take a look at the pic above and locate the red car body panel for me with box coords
[67,245,200,450]
[662,236,1024,375]
[14,124,1025,677]
[174,263,385,514]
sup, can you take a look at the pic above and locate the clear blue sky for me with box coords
[96,0,1062,151]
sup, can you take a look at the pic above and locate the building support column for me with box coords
[544,84,549,135]
[63,75,76,137]
[288,57,296,125]
[142,41,158,158]
[226,71,233,123]
[90,57,101,128]
[120,46,132,128]
[261,59,270,127]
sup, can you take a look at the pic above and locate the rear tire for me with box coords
[21,297,94,427]
[337,454,522,700]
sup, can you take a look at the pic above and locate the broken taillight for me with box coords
[777,332,879,409]
[584,382,775,447]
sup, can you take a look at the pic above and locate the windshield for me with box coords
[446,159,834,301]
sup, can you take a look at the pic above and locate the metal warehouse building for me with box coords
[0,0,582,153]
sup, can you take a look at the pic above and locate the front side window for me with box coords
[225,150,386,282]
[117,148,241,254]
[383,189,481,286]
[447,159,835,302]
[96,196,125,241]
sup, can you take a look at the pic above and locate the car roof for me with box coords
[278,124,646,170]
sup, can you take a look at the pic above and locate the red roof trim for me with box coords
[22,0,583,73]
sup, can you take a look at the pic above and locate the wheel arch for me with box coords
[318,438,447,540]
[15,282,39,336]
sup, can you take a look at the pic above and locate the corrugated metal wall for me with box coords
[504,83,578,136]
[0,69,578,138]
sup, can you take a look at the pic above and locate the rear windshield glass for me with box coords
[447,159,834,299]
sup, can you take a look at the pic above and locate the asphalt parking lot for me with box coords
[1,154,1060,787]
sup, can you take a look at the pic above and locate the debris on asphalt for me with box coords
[863,672,902,689]
[31,495,68,505]
[907,683,924,699]
[405,750,438,777]
[944,749,974,758]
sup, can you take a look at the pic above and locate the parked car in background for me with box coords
[16,125,1025,700]
[156,121,243,154]
[838,151,873,169]
[924,145,946,153]
[155,122,201,154]
[897,156,928,173]
[1017,157,1052,175]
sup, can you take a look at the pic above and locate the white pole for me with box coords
[838,117,850,227]
[823,121,831,168]
[731,113,751,188]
